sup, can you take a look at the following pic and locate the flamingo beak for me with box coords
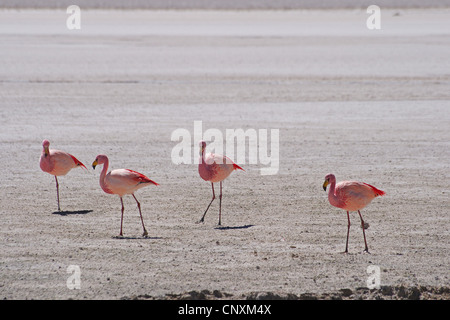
[323,180,329,191]
[92,160,98,170]
[44,146,49,156]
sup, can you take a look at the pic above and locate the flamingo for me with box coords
[92,154,158,237]
[198,140,244,225]
[323,173,385,253]
[39,139,87,211]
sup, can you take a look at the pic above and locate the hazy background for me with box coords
[2,0,450,9]
[1,0,449,300]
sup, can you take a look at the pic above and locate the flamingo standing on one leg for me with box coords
[198,140,244,225]
[39,139,87,211]
[323,173,385,253]
[92,154,158,237]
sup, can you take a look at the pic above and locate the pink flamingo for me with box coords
[323,173,385,253]
[198,140,244,225]
[92,154,158,237]
[39,139,87,211]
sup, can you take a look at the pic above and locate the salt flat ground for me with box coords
[0,9,449,299]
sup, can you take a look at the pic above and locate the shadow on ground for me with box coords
[52,210,93,216]
[215,224,255,230]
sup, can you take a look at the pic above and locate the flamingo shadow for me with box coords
[52,210,93,216]
[214,224,255,230]
[112,235,163,240]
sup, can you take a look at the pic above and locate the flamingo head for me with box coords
[199,140,207,155]
[323,173,336,191]
[92,154,108,170]
[42,139,50,155]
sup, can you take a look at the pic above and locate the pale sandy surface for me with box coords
[0,9,449,300]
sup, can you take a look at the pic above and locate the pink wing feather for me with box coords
[69,154,87,170]
[125,169,159,186]
[363,183,385,197]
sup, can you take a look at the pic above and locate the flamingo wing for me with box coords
[206,153,244,171]
[69,154,87,170]
[47,150,81,175]
[124,169,159,186]
[105,169,158,196]
[336,181,376,211]
[362,182,385,197]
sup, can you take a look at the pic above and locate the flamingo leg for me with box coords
[344,211,350,253]
[119,197,125,236]
[199,183,215,223]
[358,210,369,253]
[218,181,223,226]
[133,194,148,237]
[55,176,60,211]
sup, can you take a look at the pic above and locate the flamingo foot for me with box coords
[143,229,148,237]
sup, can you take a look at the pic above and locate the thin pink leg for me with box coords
[199,183,215,223]
[132,194,148,237]
[358,210,370,253]
[55,176,60,211]
[218,181,223,226]
[119,197,124,236]
[344,211,350,253]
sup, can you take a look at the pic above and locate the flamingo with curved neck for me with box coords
[323,173,385,253]
[39,139,87,211]
[92,154,158,237]
[198,140,244,225]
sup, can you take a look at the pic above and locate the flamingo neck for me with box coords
[201,150,205,163]
[200,150,209,166]
[99,158,110,190]
[40,148,53,172]
[199,151,213,181]
[327,180,342,207]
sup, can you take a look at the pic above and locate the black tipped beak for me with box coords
[92,165,96,170]
[323,186,327,191]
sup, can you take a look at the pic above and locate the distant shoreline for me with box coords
[2,0,450,10]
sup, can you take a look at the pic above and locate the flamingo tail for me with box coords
[233,163,245,171]
[70,155,87,170]
[363,183,385,197]
[126,169,159,186]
